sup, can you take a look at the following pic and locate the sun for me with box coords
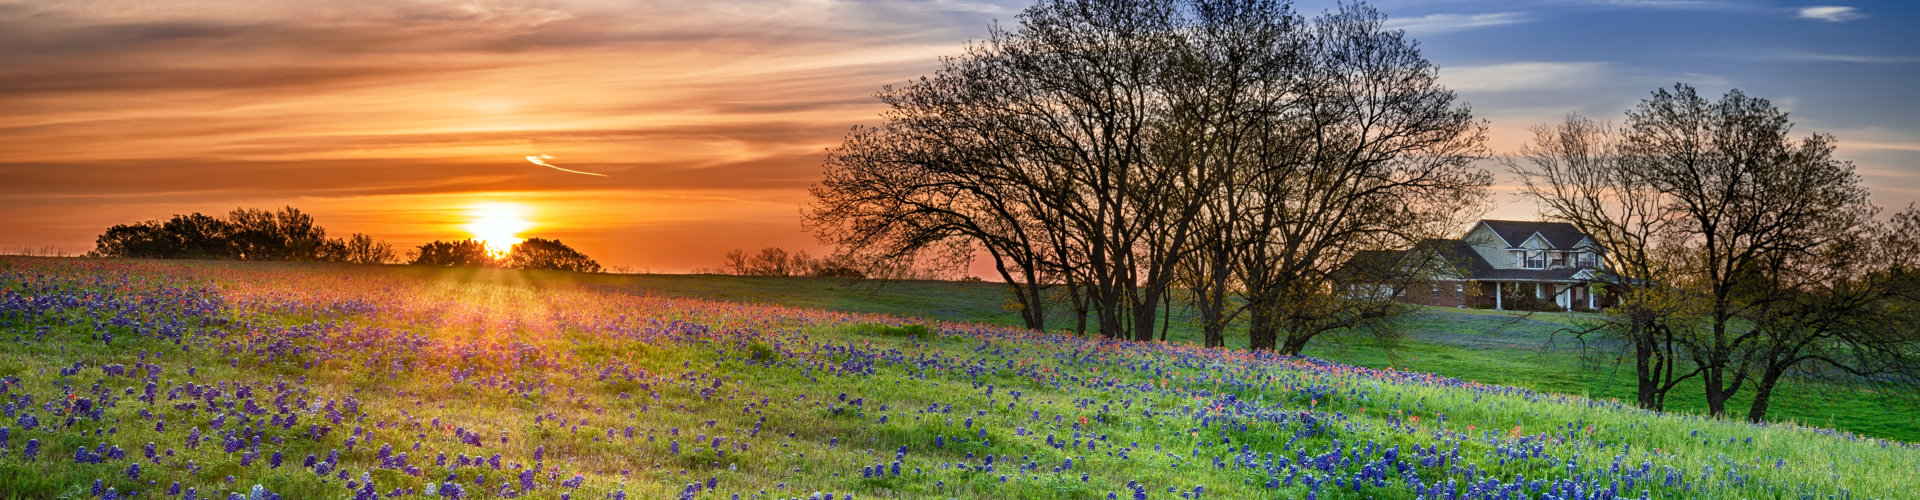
[464,202,533,256]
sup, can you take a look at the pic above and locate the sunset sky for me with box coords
[3,0,1916,272]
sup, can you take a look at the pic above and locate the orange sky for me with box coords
[3,0,1915,272]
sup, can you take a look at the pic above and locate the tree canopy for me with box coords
[506,238,603,273]
[88,206,394,264]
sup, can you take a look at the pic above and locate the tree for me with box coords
[339,233,396,264]
[409,239,495,268]
[1506,115,1697,411]
[1733,205,1920,423]
[1622,84,1874,419]
[1234,3,1490,353]
[1514,85,1900,420]
[506,238,602,273]
[160,213,236,259]
[88,220,171,259]
[809,0,1484,345]
[747,247,795,276]
[722,249,751,275]
[225,206,333,261]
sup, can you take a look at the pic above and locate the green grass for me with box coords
[0,257,1915,500]
[527,268,1920,443]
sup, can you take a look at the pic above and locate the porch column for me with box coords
[1495,282,1503,310]
[1587,284,1596,310]
[1562,285,1571,311]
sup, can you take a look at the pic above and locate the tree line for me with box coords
[410,238,603,273]
[89,206,396,264]
[805,0,1920,425]
[807,0,1487,352]
[88,206,604,273]
[714,247,866,278]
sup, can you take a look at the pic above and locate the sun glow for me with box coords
[464,202,534,255]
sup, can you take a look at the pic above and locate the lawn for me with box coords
[0,257,1914,499]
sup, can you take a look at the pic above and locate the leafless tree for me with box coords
[1506,115,1696,411]
[807,0,1488,349]
[1236,4,1490,353]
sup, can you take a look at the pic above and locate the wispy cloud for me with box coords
[526,154,608,177]
[1765,51,1917,64]
[1440,62,1611,93]
[1798,6,1867,22]
[1560,0,1750,11]
[1386,12,1530,35]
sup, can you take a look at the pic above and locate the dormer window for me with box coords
[1549,252,1567,268]
[1525,250,1546,269]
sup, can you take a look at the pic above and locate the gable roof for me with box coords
[1478,220,1589,249]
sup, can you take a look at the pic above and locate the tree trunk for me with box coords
[1248,307,1277,351]
[1746,366,1786,424]
[1703,369,1728,418]
[1280,333,1311,356]
[1635,331,1658,410]
[1132,284,1160,342]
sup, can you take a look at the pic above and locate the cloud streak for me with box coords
[1798,6,1866,22]
[1386,12,1530,35]
[526,154,608,177]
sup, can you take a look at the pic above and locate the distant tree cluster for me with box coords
[88,206,395,264]
[409,238,602,273]
[717,247,865,278]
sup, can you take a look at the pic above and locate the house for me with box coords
[1341,220,1614,311]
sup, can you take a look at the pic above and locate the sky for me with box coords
[1,0,1916,272]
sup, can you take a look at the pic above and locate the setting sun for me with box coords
[464,201,533,255]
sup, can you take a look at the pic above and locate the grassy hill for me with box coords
[0,257,1914,499]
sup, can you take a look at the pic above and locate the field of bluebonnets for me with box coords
[0,256,1915,499]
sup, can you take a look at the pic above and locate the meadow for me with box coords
[1,257,1915,499]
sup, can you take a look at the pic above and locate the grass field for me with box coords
[558,267,1920,443]
[1,257,1915,499]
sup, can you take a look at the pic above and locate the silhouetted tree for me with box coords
[225,207,332,261]
[89,220,172,259]
[339,233,396,264]
[409,239,495,268]
[506,238,602,273]
[808,0,1489,348]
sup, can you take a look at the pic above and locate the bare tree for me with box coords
[1623,84,1875,418]
[341,233,397,264]
[1236,4,1490,354]
[1506,115,1697,411]
[808,0,1485,348]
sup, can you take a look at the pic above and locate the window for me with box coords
[1524,250,1546,269]
[1549,252,1567,268]
[1579,252,1598,268]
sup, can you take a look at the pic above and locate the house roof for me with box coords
[1479,220,1589,249]
[1334,239,1473,281]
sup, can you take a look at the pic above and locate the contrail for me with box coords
[525,154,608,177]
